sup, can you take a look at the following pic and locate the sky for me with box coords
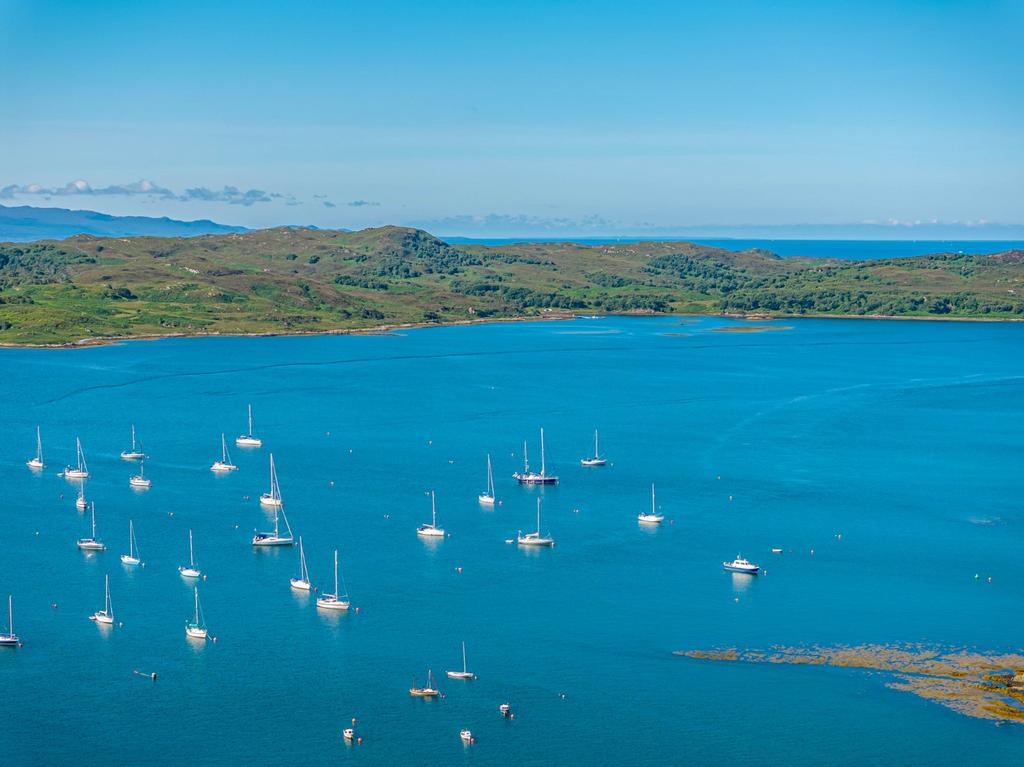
[1,0,1022,237]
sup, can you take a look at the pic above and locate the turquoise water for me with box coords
[2,316,1023,765]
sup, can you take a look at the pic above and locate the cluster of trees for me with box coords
[0,244,94,288]
[644,253,745,293]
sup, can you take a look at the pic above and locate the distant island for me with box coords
[0,225,1022,346]
[0,203,246,242]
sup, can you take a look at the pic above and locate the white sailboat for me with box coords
[26,426,45,470]
[478,454,496,505]
[517,498,555,546]
[259,453,283,508]
[513,427,558,484]
[638,482,665,524]
[236,403,263,447]
[580,428,607,467]
[316,549,350,611]
[185,586,208,639]
[252,503,294,546]
[120,424,145,460]
[120,519,143,565]
[0,596,18,646]
[211,433,238,472]
[129,460,152,489]
[63,437,90,480]
[77,502,106,551]
[90,574,115,625]
[290,536,312,590]
[417,491,445,537]
[179,529,202,578]
[75,486,88,511]
[446,641,476,680]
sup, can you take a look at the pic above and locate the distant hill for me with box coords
[0,203,246,242]
[0,225,1021,345]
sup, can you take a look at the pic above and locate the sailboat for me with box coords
[179,529,202,578]
[446,641,476,680]
[253,503,294,546]
[236,403,263,447]
[120,424,145,460]
[211,433,238,472]
[63,437,90,480]
[26,426,45,470]
[90,574,115,625]
[259,453,283,508]
[290,536,312,590]
[77,502,106,551]
[638,482,665,524]
[580,429,607,467]
[185,586,208,639]
[316,549,350,611]
[409,669,440,697]
[478,454,496,505]
[0,596,18,646]
[129,460,152,489]
[517,498,555,546]
[513,428,558,484]
[120,519,144,565]
[75,486,88,511]
[417,491,445,538]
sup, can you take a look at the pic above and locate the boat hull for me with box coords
[179,567,201,578]
[185,625,208,639]
[580,458,607,467]
[236,436,262,448]
[64,469,89,480]
[0,634,18,646]
[120,555,141,566]
[77,540,105,551]
[478,494,495,505]
[416,526,445,538]
[120,451,145,461]
[513,473,558,485]
[316,597,350,611]
[211,462,238,472]
[259,495,283,508]
[290,578,311,591]
[517,537,554,547]
[26,459,44,470]
[638,514,664,524]
[446,671,475,680]
[75,497,87,510]
[129,478,152,489]
[409,689,440,698]
[92,612,114,625]
[252,535,293,546]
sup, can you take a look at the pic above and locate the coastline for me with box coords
[2,309,1021,350]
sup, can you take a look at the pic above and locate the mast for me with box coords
[652,482,656,516]
[248,404,254,435]
[131,424,136,451]
[129,520,134,557]
[462,641,468,673]
[594,429,599,458]
[487,454,493,494]
[334,549,339,597]
[36,426,42,462]
[188,529,195,567]
[104,575,112,617]
[523,441,529,472]
[8,595,12,636]
[536,498,542,534]
[91,503,97,538]
[194,587,201,625]
[431,491,436,527]
[299,537,308,580]
[540,428,546,476]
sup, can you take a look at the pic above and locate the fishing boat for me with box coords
[26,426,45,470]
[409,670,440,697]
[446,641,476,680]
[120,519,143,566]
[185,586,208,639]
[0,596,18,646]
[460,729,474,744]
[179,529,202,578]
[252,504,294,546]
[77,503,106,551]
[316,549,350,611]
[517,498,555,546]
[290,536,312,590]
[210,433,238,472]
[90,575,115,625]
[723,556,759,574]
[638,482,665,524]
[129,460,152,489]
[259,453,284,508]
[63,437,90,480]
[580,429,607,467]
[478,454,496,505]
[235,403,263,447]
[416,491,445,538]
[513,428,558,484]
[120,424,145,460]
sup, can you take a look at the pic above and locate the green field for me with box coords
[0,226,1022,345]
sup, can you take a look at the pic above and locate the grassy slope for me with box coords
[0,226,1022,345]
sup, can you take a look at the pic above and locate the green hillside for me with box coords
[0,226,1022,345]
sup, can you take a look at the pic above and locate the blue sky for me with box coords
[1,0,1021,236]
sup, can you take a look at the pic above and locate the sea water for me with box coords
[1,316,1022,765]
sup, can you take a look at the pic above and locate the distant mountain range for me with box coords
[0,203,246,241]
